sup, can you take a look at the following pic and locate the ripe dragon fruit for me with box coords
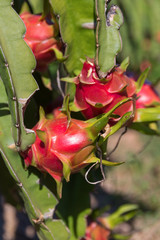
[81,218,111,240]
[70,59,136,123]
[136,83,160,109]
[20,12,62,71]
[134,82,160,123]
[24,104,130,196]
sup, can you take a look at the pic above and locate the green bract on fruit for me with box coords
[20,12,62,71]
[69,59,136,123]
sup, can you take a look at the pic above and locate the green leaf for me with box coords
[62,95,71,125]
[131,122,160,136]
[36,130,47,143]
[95,1,123,77]
[0,0,39,151]
[120,57,130,71]
[86,98,132,140]
[134,107,160,122]
[62,161,71,182]
[136,67,150,93]
[107,204,138,229]
[28,0,43,13]
[112,234,130,240]
[56,173,92,240]
[49,0,95,75]
[0,80,69,240]
[99,111,132,144]
[89,156,124,167]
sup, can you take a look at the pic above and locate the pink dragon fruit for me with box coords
[136,83,160,109]
[71,59,136,123]
[20,12,62,71]
[81,218,111,240]
[24,107,123,196]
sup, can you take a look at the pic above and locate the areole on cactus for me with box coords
[20,12,62,71]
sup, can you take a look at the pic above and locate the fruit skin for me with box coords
[24,111,99,185]
[81,218,110,240]
[20,12,61,71]
[136,83,160,109]
[73,60,136,122]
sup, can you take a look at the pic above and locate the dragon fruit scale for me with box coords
[72,59,136,122]
[20,12,62,71]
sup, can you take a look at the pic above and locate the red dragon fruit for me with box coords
[134,83,160,123]
[136,83,160,109]
[24,106,127,196]
[81,218,111,240]
[70,59,136,123]
[20,12,62,71]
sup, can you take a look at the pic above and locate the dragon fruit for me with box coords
[133,82,160,124]
[20,12,62,71]
[136,83,160,109]
[70,59,136,123]
[24,105,127,196]
[81,218,111,240]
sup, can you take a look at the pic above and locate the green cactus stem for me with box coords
[49,0,95,75]
[95,0,123,78]
[0,0,39,152]
[0,79,69,240]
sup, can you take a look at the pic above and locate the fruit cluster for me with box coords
[21,13,160,196]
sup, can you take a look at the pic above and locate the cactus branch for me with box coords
[95,0,123,78]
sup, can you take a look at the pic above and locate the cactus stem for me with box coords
[95,0,109,78]
[0,46,21,150]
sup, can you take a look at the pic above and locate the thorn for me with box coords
[82,22,95,29]
[12,96,16,101]
[96,66,100,71]
[15,142,20,147]
[8,143,16,150]
[17,183,23,188]
[15,123,20,128]
[32,215,44,225]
